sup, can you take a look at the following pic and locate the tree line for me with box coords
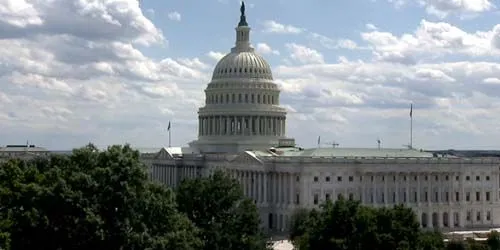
[290,194,500,250]
[0,144,270,250]
[0,144,499,250]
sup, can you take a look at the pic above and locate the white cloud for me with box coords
[366,23,378,30]
[3,0,500,150]
[418,0,494,18]
[386,0,495,18]
[361,20,500,64]
[256,43,280,55]
[0,0,208,148]
[261,20,304,34]
[167,11,181,21]
[308,33,359,50]
[285,43,324,64]
[206,51,225,61]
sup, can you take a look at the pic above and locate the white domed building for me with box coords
[144,2,500,235]
[189,3,294,153]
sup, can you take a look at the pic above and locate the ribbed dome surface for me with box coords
[212,51,273,80]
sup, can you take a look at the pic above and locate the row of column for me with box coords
[206,92,278,105]
[358,172,499,206]
[150,164,199,187]
[229,170,296,206]
[419,209,492,229]
[199,115,286,137]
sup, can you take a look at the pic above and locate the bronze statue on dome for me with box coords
[238,1,248,27]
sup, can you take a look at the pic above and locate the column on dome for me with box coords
[274,117,277,136]
[282,117,286,135]
[265,116,268,135]
[248,116,252,135]
[202,117,206,135]
[198,117,201,136]
[256,116,260,136]
[277,117,281,136]
[241,116,244,135]
[220,116,223,135]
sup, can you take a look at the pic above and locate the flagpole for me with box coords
[168,121,171,148]
[410,104,413,149]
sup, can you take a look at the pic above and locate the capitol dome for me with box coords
[212,52,273,80]
[189,1,295,154]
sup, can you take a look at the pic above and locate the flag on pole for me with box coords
[317,136,321,145]
[409,103,413,118]
[167,121,171,131]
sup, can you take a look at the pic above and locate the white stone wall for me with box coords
[145,155,500,233]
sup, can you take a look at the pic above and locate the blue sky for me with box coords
[1,0,500,150]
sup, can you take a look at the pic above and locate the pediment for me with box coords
[230,151,263,165]
[155,147,174,160]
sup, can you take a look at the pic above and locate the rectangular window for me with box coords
[477,212,481,221]
[455,192,459,202]
[445,192,449,202]
[325,176,330,182]
[313,194,319,205]
[381,193,385,203]
[313,176,318,182]
[393,192,396,203]
[325,193,331,201]
[476,176,480,181]
[486,176,490,181]
[425,192,428,202]
[349,176,354,182]
[349,193,354,200]
[295,193,300,205]
[486,192,490,201]
[466,192,470,201]
[487,211,491,221]
[466,212,471,221]
[476,192,480,201]
[337,176,342,182]
[414,192,417,202]
[403,192,407,202]
[435,192,438,202]
[466,176,470,181]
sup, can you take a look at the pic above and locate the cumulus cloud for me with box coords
[261,20,304,34]
[0,0,209,148]
[285,43,324,64]
[256,43,280,55]
[361,20,500,64]
[167,11,181,21]
[3,0,500,150]
[386,0,495,18]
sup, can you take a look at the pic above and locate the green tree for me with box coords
[290,196,440,250]
[446,240,466,250]
[418,231,445,250]
[176,170,270,250]
[0,144,201,250]
[487,231,500,250]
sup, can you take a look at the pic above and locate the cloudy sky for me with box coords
[1,0,500,150]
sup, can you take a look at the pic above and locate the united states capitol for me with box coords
[2,2,500,237]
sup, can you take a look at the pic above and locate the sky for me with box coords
[1,0,500,150]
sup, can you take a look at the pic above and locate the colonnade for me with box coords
[199,115,286,136]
